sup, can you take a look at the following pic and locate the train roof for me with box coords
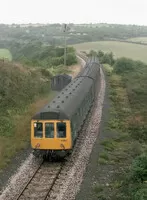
[32,76,93,120]
[32,56,100,121]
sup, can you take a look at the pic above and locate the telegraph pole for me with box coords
[63,24,67,66]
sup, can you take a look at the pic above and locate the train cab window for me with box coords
[45,123,54,138]
[57,122,66,138]
[34,122,43,138]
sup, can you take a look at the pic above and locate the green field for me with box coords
[0,49,12,61]
[127,37,147,43]
[73,41,147,63]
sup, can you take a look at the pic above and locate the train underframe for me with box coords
[33,149,71,160]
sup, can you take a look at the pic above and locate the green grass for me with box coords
[93,183,104,193]
[0,92,57,170]
[99,152,109,161]
[0,58,76,171]
[101,139,117,151]
[73,41,147,63]
[98,62,147,199]
[127,37,147,44]
[0,49,12,61]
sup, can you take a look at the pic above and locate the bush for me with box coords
[101,53,112,65]
[51,56,64,66]
[131,154,147,182]
[9,42,77,67]
[88,50,97,56]
[0,61,50,111]
[128,123,147,141]
[113,57,135,74]
[89,50,115,65]
[134,187,147,200]
[66,53,77,65]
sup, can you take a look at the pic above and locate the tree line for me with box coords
[0,41,77,67]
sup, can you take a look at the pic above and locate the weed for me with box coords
[98,158,109,165]
[101,139,116,151]
[93,183,104,193]
[112,180,123,189]
[99,151,109,161]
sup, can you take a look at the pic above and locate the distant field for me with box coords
[73,41,147,63]
[0,49,12,61]
[127,37,147,43]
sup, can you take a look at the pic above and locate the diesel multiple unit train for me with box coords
[31,56,101,158]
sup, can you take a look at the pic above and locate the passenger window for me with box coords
[45,123,54,138]
[57,122,66,138]
[34,122,43,138]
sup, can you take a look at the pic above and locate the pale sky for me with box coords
[0,0,147,25]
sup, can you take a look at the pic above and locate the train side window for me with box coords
[45,123,54,138]
[57,122,66,138]
[34,122,43,138]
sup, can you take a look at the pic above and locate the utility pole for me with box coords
[63,24,67,66]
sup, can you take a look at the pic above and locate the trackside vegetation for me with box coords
[91,51,147,200]
[0,60,53,169]
[1,42,77,67]
[0,44,77,170]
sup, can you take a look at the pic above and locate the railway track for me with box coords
[13,53,87,200]
[76,52,88,63]
[16,161,64,200]
[0,54,105,200]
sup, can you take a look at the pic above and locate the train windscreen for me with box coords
[45,123,54,138]
[57,122,66,138]
[34,122,43,138]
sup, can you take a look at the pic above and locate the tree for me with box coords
[97,50,104,58]
[113,57,135,74]
[88,50,97,56]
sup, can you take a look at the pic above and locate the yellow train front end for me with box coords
[31,120,72,158]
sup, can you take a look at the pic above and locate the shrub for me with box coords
[128,123,147,141]
[131,154,147,182]
[113,57,135,74]
[134,187,147,200]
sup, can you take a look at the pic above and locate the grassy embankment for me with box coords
[93,58,147,199]
[0,49,12,61]
[0,60,57,170]
[0,63,76,171]
[0,44,79,170]
[0,63,76,170]
[73,41,147,63]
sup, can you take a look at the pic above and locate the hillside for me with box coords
[0,46,82,170]
[1,23,147,46]
[0,60,54,169]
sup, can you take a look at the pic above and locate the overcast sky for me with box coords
[0,0,147,25]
